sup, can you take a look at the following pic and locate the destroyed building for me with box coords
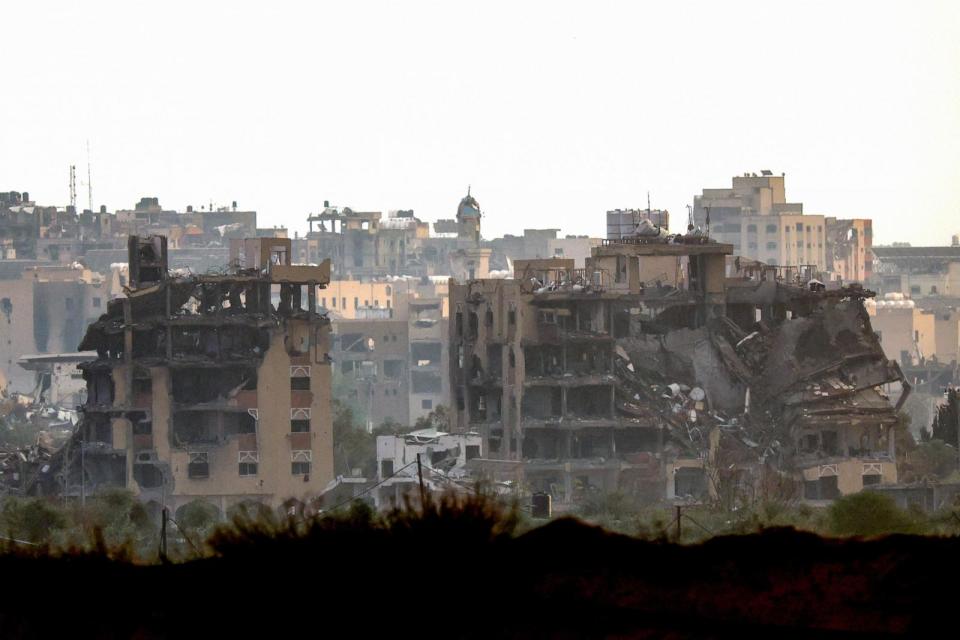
[372,428,483,508]
[302,190,487,280]
[25,235,334,515]
[824,217,873,283]
[0,263,114,393]
[450,230,907,507]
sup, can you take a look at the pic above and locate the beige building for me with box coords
[933,309,960,364]
[321,281,395,319]
[0,275,35,392]
[51,236,334,516]
[451,234,904,507]
[329,276,451,428]
[0,264,111,394]
[870,245,960,300]
[301,190,486,280]
[547,236,604,267]
[867,298,936,366]
[449,240,732,504]
[825,218,873,282]
[694,172,828,271]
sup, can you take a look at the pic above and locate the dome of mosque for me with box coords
[457,187,481,219]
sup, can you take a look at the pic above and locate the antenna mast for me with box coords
[86,140,92,211]
[69,165,77,209]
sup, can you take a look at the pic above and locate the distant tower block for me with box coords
[457,186,482,245]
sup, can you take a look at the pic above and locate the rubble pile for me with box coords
[612,288,906,498]
[0,392,77,495]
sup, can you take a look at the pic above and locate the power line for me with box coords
[0,534,38,546]
[320,460,420,514]
[681,512,715,536]
[166,515,203,556]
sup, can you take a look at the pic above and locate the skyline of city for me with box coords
[3,1,958,246]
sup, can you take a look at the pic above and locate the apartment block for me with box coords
[694,172,828,271]
[41,235,335,516]
[450,231,904,507]
[329,277,450,427]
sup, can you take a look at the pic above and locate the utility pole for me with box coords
[80,432,85,507]
[160,507,168,560]
[953,387,960,474]
[416,453,426,507]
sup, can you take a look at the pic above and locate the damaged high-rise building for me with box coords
[27,235,334,516]
[450,230,908,507]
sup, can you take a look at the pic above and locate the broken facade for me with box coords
[32,235,334,515]
[0,264,112,393]
[372,428,482,508]
[825,217,873,283]
[450,232,907,507]
[302,190,486,281]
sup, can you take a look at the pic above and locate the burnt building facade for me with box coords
[39,235,334,515]
[451,233,906,507]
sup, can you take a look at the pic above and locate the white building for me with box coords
[374,428,482,508]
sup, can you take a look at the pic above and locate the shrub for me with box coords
[828,492,921,537]
[1,497,67,544]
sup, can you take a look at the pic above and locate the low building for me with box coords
[373,428,482,508]
[870,244,960,301]
[867,295,937,366]
[17,352,97,406]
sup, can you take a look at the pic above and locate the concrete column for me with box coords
[292,284,302,311]
[504,406,513,460]
[123,299,134,403]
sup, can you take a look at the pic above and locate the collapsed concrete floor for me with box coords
[614,294,906,505]
[451,251,908,508]
[17,236,336,516]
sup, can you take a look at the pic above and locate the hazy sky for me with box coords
[2,1,958,245]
